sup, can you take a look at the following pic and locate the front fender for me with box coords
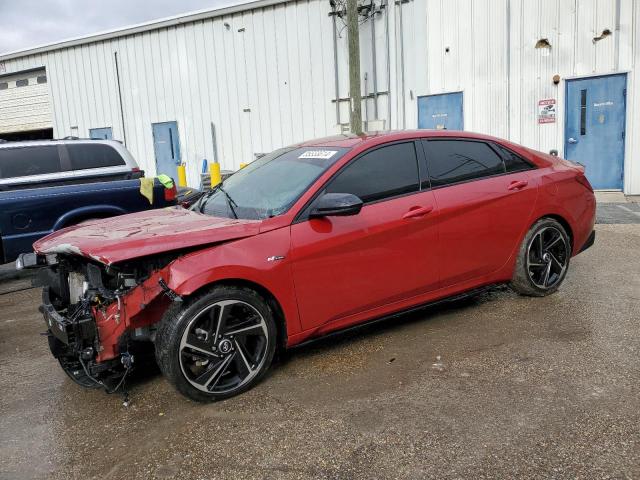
[165,226,303,337]
[52,205,128,231]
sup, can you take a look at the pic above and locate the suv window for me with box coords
[326,142,420,203]
[0,146,62,179]
[67,143,126,170]
[423,139,505,187]
[494,144,534,173]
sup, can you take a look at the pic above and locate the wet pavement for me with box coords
[1,224,639,479]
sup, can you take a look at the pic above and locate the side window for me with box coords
[67,144,126,170]
[326,142,420,203]
[494,144,534,173]
[423,139,505,187]
[0,146,62,179]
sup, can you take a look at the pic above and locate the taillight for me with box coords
[576,174,593,192]
[164,185,178,202]
[131,167,141,172]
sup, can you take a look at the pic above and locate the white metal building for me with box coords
[0,0,639,193]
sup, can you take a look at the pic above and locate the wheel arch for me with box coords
[532,213,574,252]
[52,205,127,231]
[183,278,288,353]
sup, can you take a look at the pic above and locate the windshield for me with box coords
[192,147,347,220]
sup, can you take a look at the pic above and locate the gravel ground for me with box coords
[0,224,639,480]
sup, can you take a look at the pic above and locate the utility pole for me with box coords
[346,0,363,134]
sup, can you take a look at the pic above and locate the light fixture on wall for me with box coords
[593,29,612,43]
[535,38,551,50]
[553,74,560,85]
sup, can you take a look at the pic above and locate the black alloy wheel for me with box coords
[526,226,569,289]
[178,299,269,394]
[155,286,277,402]
[511,218,571,296]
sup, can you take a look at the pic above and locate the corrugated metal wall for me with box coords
[1,0,639,193]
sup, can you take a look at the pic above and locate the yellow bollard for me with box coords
[177,163,187,187]
[239,162,248,169]
[209,161,222,188]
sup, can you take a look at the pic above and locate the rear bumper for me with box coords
[577,229,595,254]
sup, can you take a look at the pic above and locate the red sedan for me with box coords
[24,130,595,402]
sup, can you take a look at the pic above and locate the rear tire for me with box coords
[510,218,571,297]
[155,285,277,402]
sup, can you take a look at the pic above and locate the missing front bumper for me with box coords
[40,288,97,346]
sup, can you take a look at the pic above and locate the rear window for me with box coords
[423,139,505,187]
[494,144,535,173]
[67,144,126,170]
[0,146,62,179]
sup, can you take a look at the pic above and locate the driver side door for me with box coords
[290,141,440,333]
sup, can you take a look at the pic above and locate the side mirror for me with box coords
[309,193,363,218]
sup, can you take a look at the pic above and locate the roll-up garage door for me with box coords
[0,69,53,135]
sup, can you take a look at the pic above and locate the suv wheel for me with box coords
[155,285,277,402]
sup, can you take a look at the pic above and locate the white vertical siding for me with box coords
[624,0,639,193]
[0,0,639,192]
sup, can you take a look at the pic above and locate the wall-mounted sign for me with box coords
[538,99,556,124]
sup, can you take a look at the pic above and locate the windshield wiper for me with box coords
[218,185,238,219]
[198,183,238,219]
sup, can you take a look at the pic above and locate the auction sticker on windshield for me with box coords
[299,150,338,159]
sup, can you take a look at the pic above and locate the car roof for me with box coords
[0,139,122,149]
[295,130,511,149]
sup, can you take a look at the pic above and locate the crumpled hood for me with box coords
[33,207,262,265]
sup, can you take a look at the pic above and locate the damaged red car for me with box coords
[19,131,596,402]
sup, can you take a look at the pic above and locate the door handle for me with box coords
[568,137,578,144]
[403,205,434,219]
[507,180,528,191]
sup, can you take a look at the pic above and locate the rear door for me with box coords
[152,121,181,178]
[290,141,440,332]
[64,143,130,183]
[89,127,113,140]
[564,74,626,190]
[417,92,464,130]
[422,139,538,287]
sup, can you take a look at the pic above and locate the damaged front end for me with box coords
[20,251,181,392]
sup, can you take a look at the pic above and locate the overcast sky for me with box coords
[0,0,246,55]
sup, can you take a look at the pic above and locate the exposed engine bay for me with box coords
[33,252,182,393]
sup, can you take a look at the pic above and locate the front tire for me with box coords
[510,218,571,296]
[155,285,277,402]
[48,335,102,389]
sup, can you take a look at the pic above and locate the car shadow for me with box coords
[120,285,510,391]
[277,284,510,365]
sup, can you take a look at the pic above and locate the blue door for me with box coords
[565,74,626,190]
[89,127,113,139]
[152,121,181,178]
[417,92,463,130]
